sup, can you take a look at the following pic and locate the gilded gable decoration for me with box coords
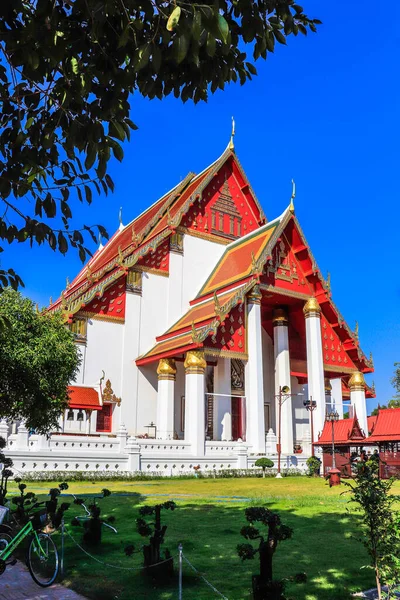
[102,379,121,405]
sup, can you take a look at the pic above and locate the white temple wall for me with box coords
[136,365,158,436]
[139,272,169,355]
[120,292,142,435]
[84,318,124,412]
[181,235,225,306]
[74,344,86,385]
[167,251,184,329]
[261,329,275,431]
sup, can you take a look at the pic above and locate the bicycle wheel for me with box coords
[27,533,59,587]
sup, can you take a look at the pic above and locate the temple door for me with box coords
[231,359,245,441]
[96,404,112,432]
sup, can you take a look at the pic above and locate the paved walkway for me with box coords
[0,561,88,600]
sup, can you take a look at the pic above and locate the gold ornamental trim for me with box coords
[204,347,249,361]
[177,226,230,246]
[157,358,177,380]
[247,284,262,305]
[184,350,207,374]
[303,297,321,318]
[348,371,366,391]
[79,312,125,324]
[324,364,358,375]
[272,307,288,327]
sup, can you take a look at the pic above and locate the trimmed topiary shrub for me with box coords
[254,458,274,478]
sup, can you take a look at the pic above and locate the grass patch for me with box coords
[7,477,395,599]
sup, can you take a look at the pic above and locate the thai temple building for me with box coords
[2,138,377,474]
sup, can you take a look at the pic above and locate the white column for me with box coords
[156,359,177,440]
[120,280,142,435]
[304,298,326,440]
[325,379,333,413]
[213,358,232,441]
[273,308,294,455]
[167,235,184,328]
[184,350,206,456]
[349,371,368,437]
[85,410,92,434]
[16,421,29,450]
[331,378,344,419]
[245,286,265,454]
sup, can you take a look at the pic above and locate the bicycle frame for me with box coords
[0,521,47,562]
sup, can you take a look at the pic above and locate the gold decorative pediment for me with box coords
[102,379,121,405]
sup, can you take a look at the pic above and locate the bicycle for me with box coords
[0,505,59,587]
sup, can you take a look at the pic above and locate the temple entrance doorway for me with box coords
[231,359,245,441]
[96,404,112,432]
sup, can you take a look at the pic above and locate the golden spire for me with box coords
[228,116,235,151]
[289,179,295,213]
[117,245,124,267]
[326,272,331,292]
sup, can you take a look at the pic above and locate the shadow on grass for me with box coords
[61,493,372,600]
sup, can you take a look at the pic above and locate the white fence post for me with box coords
[125,437,141,472]
[16,422,29,450]
[266,428,277,454]
[117,423,128,452]
[236,443,248,469]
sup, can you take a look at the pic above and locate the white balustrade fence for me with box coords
[0,419,310,476]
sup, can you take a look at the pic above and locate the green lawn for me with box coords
[8,476,393,600]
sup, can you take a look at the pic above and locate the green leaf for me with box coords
[152,44,162,73]
[70,57,79,75]
[118,25,131,49]
[136,45,150,71]
[167,6,181,32]
[192,10,202,42]
[274,30,287,45]
[206,33,216,57]
[58,232,68,254]
[174,34,189,64]
[246,62,257,76]
[217,14,229,43]
[84,185,92,204]
[85,144,97,170]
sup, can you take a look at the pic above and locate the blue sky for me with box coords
[4,1,400,412]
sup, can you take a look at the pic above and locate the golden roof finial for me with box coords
[191,321,201,344]
[61,291,67,309]
[86,264,94,283]
[326,272,331,292]
[251,251,258,274]
[131,224,140,246]
[167,206,173,227]
[228,116,235,151]
[49,296,52,305]
[66,276,70,289]
[117,245,124,267]
[118,206,123,230]
[289,179,295,213]
[354,321,359,340]
[369,351,374,367]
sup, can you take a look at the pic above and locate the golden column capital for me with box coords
[324,378,332,394]
[184,350,207,374]
[348,371,366,391]
[247,284,262,305]
[157,358,177,381]
[272,307,289,327]
[303,297,321,318]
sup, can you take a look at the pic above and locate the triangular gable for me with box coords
[80,278,126,322]
[317,414,365,445]
[203,303,247,359]
[321,315,357,370]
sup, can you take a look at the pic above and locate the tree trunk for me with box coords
[262,469,265,478]
[259,540,274,583]
[375,568,382,600]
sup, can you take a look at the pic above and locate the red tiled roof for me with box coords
[367,414,377,433]
[316,415,365,445]
[366,408,400,442]
[68,386,102,410]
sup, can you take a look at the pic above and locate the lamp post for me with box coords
[326,410,340,469]
[275,386,303,478]
[303,397,317,457]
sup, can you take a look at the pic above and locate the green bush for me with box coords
[306,457,321,477]
[255,458,275,478]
